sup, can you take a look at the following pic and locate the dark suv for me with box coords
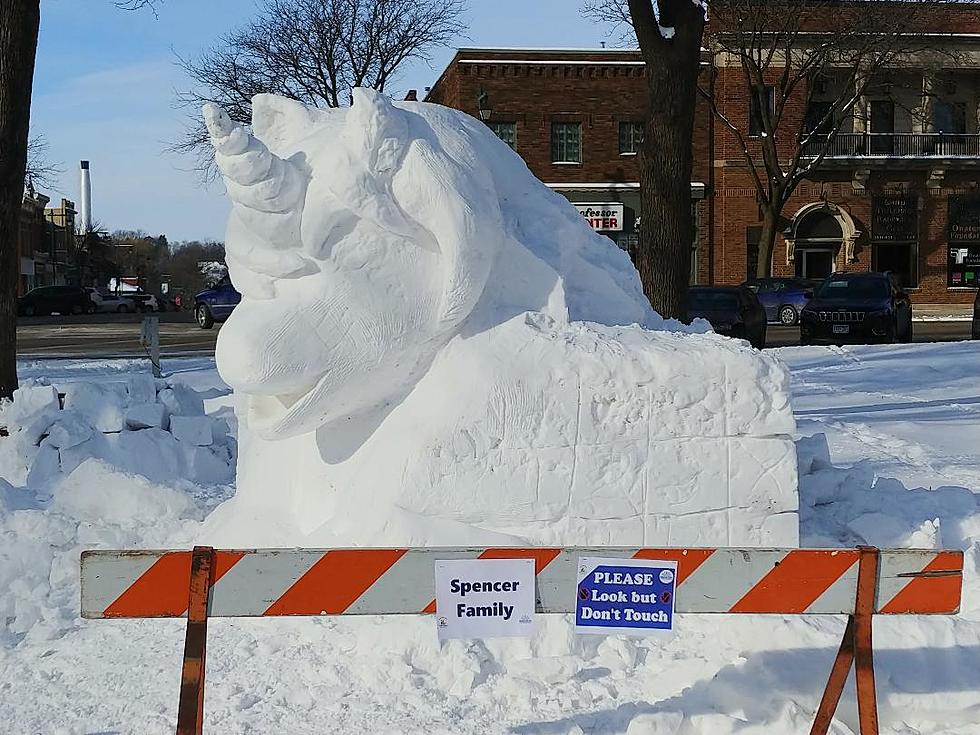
[800,272,913,345]
[17,286,95,317]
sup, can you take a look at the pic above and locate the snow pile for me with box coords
[201,89,798,549]
[0,376,235,489]
[0,349,979,732]
[0,460,202,641]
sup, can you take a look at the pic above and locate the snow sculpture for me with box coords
[203,90,798,547]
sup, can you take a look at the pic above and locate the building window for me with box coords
[619,122,644,154]
[551,122,582,163]
[749,86,775,137]
[488,121,516,148]
[805,101,834,136]
[872,195,918,288]
[933,100,967,134]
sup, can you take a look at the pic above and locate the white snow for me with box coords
[2,90,977,733]
[203,90,797,550]
[2,345,979,732]
[170,415,213,446]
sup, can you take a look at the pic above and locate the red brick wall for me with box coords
[427,50,711,187]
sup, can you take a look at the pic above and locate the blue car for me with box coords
[193,279,241,329]
[741,277,819,326]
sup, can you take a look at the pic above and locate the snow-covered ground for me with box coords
[2,344,980,734]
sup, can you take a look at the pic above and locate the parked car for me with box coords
[686,285,767,349]
[84,287,126,314]
[122,292,160,313]
[800,272,912,345]
[193,279,241,329]
[17,286,95,316]
[741,277,819,326]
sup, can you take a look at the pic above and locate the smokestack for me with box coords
[79,160,92,233]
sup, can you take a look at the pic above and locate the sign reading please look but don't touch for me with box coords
[575,557,677,637]
[434,558,536,641]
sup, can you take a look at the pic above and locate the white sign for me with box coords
[575,557,677,637]
[576,203,625,232]
[434,558,536,641]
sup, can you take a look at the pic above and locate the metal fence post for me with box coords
[176,546,215,735]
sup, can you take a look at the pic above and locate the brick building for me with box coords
[14,188,112,297]
[425,5,980,305]
[424,47,712,282]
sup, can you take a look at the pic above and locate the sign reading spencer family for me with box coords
[576,203,625,232]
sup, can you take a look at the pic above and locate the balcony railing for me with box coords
[802,132,980,159]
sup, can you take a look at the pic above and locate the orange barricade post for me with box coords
[80,545,964,735]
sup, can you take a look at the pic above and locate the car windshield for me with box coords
[688,291,739,311]
[815,277,888,301]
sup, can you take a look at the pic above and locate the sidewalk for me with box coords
[913,303,975,322]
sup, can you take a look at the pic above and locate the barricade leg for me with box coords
[810,547,880,735]
[176,546,215,735]
[853,547,879,735]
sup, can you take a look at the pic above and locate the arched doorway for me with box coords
[784,202,860,280]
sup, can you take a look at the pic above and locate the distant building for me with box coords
[15,190,116,297]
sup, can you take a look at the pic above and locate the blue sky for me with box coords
[31,0,611,242]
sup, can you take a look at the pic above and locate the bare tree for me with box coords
[174,0,466,178]
[0,0,160,399]
[25,135,63,190]
[587,0,964,280]
[583,0,706,319]
[705,0,966,278]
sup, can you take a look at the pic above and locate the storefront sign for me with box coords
[872,196,917,242]
[434,558,536,641]
[575,557,677,637]
[947,194,980,287]
[576,203,625,232]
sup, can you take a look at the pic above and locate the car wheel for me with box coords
[22,304,35,317]
[196,304,215,329]
[778,305,797,326]
[117,304,130,314]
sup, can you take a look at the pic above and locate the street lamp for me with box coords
[477,87,492,123]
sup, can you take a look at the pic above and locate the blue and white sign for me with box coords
[575,557,677,637]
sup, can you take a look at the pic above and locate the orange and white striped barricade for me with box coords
[81,546,963,735]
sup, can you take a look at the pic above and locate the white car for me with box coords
[85,288,158,313]
[84,287,126,313]
[122,292,159,312]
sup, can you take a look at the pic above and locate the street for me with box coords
[16,312,220,358]
[764,319,973,347]
[14,313,973,358]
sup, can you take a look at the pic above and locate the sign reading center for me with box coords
[575,557,677,636]
[576,203,625,232]
[434,558,536,641]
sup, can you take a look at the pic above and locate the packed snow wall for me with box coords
[201,89,798,548]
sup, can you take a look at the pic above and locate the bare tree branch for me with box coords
[173,0,466,180]
[24,135,63,190]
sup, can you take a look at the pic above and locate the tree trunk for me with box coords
[755,205,781,278]
[631,0,704,321]
[0,0,39,399]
